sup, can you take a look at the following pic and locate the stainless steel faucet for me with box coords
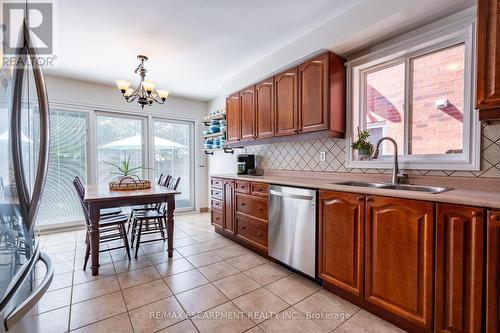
[372,137,407,184]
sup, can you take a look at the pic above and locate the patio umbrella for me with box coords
[99,135,186,149]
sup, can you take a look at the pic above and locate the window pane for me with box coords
[365,63,405,156]
[97,115,144,184]
[154,120,192,209]
[37,110,88,226]
[410,44,465,155]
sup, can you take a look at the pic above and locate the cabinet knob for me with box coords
[357,196,364,201]
[257,207,263,211]
[241,226,246,230]
[257,233,263,237]
[471,210,479,217]
[258,188,263,192]
[491,215,500,221]
[215,217,220,221]
[240,202,246,206]
[366,197,374,202]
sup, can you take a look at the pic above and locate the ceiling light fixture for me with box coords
[115,55,169,109]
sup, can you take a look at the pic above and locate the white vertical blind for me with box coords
[37,110,88,226]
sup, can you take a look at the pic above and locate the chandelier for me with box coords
[115,55,169,108]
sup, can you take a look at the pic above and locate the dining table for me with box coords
[83,184,180,276]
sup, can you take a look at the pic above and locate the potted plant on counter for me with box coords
[352,127,374,161]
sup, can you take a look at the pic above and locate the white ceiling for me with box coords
[47,0,362,101]
[47,0,475,101]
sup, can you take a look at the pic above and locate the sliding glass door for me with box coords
[153,119,194,210]
[37,110,88,227]
[96,114,145,184]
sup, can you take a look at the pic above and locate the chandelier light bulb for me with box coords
[157,89,170,101]
[142,80,155,94]
[115,80,131,93]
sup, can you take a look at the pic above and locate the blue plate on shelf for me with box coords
[209,126,220,133]
[210,120,220,125]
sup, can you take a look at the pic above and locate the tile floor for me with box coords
[31,212,406,333]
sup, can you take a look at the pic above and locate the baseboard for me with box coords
[199,207,210,213]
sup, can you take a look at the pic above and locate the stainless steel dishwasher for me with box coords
[269,185,316,278]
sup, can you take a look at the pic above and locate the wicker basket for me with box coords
[109,176,151,191]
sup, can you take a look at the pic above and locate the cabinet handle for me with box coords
[366,197,373,202]
[241,186,245,189]
[257,207,263,211]
[215,217,220,221]
[258,188,263,192]
[241,226,246,230]
[257,233,263,237]
[491,215,499,221]
[357,196,364,201]
[471,210,479,217]
[240,203,246,206]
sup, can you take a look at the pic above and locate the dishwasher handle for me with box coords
[270,190,314,201]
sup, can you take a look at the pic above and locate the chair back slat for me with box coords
[73,177,90,226]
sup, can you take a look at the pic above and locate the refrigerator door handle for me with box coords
[5,252,54,330]
[10,20,50,231]
[26,21,50,230]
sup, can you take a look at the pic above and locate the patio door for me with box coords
[96,113,146,184]
[152,118,194,210]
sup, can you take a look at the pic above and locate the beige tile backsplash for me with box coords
[245,122,500,178]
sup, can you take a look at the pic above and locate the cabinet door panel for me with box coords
[477,0,500,118]
[226,94,240,143]
[487,211,500,333]
[275,68,298,136]
[365,196,434,331]
[435,204,484,333]
[255,78,274,139]
[299,54,328,133]
[240,86,255,141]
[319,191,364,297]
[223,179,235,234]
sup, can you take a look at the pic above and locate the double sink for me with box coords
[332,181,453,194]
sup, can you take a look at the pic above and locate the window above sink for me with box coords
[346,12,479,171]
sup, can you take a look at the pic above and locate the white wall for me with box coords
[45,75,209,211]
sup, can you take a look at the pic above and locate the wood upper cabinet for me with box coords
[299,53,329,133]
[476,0,500,120]
[275,67,299,136]
[435,204,484,333]
[487,210,500,333]
[255,78,274,139]
[226,93,240,143]
[223,179,235,235]
[365,196,434,332]
[239,86,255,141]
[319,191,364,297]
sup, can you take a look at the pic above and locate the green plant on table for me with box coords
[104,155,149,177]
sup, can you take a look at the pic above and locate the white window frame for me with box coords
[346,11,479,171]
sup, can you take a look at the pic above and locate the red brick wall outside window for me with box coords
[364,43,465,156]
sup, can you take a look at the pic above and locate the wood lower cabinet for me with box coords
[226,93,240,143]
[435,204,484,333]
[319,191,364,297]
[255,78,274,139]
[487,211,500,333]
[211,209,223,229]
[240,86,255,141]
[235,214,268,251]
[476,0,500,120]
[365,196,434,332]
[235,193,268,222]
[222,179,235,235]
[275,67,299,136]
[299,53,329,133]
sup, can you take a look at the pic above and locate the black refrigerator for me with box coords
[0,1,53,331]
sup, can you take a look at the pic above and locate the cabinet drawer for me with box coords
[235,180,251,194]
[211,209,223,229]
[211,199,223,211]
[236,215,268,250]
[211,188,223,200]
[251,182,269,197]
[235,193,268,222]
[211,178,223,189]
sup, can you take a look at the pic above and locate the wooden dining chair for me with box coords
[72,177,131,269]
[129,176,180,258]
[127,174,170,234]
[73,177,123,217]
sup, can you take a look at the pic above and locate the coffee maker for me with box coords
[237,154,255,175]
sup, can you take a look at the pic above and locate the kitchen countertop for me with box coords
[213,174,500,209]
